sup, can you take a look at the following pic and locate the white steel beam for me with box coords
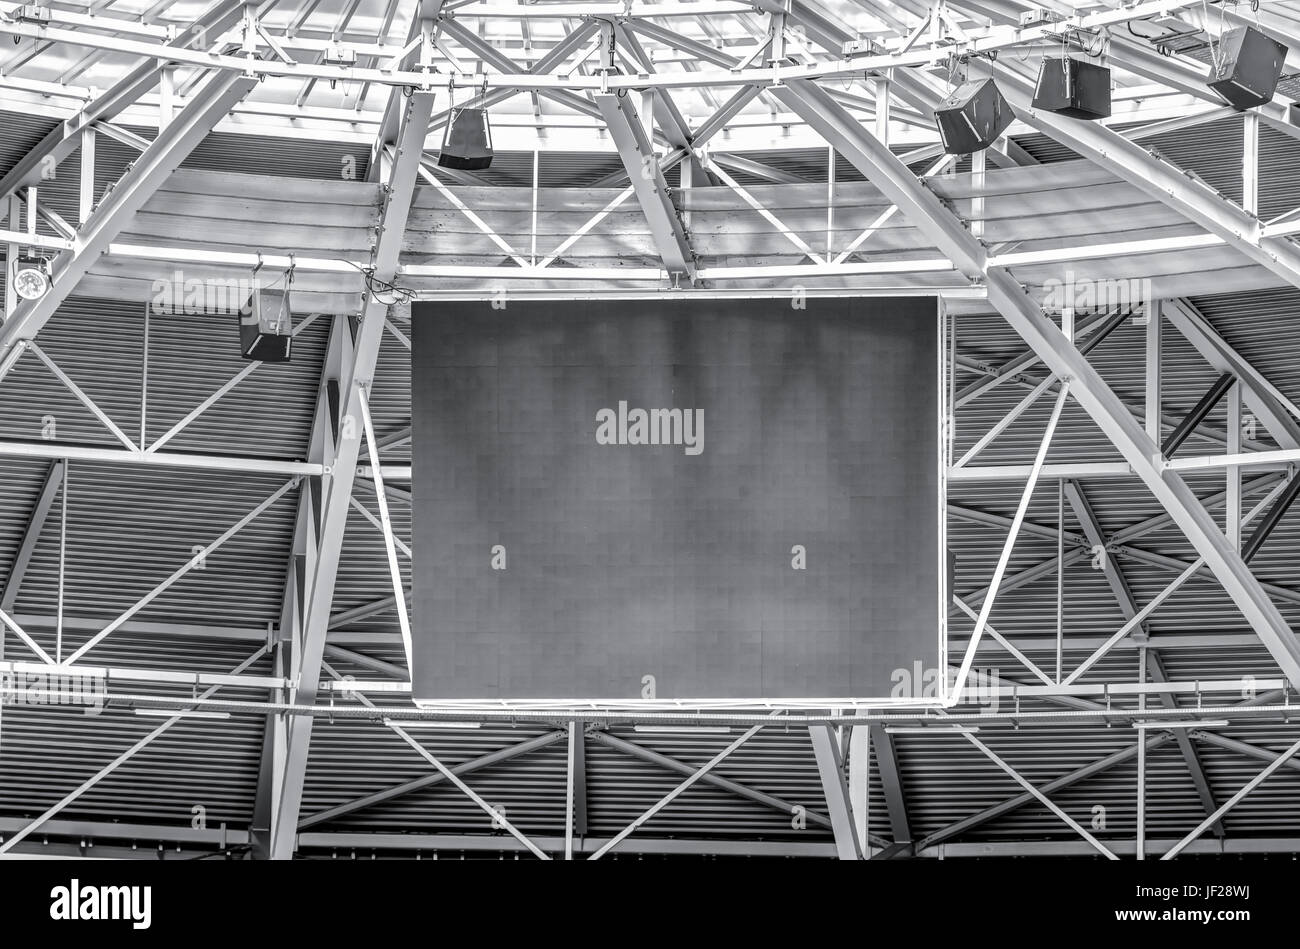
[917,734,1173,851]
[775,79,1300,692]
[596,91,696,282]
[265,89,435,860]
[426,20,601,133]
[848,722,870,855]
[869,723,911,848]
[0,460,64,613]
[0,1,1224,94]
[986,291,1300,690]
[962,731,1119,860]
[358,384,412,668]
[436,18,611,126]
[0,440,324,476]
[1161,734,1300,861]
[64,478,299,664]
[953,383,1069,696]
[0,70,258,360]
[1163,299,1300,450]
[589,726,763,860]
[146,313,323,453]
[807,724,862,860]
[767,80,984,278]
[588,729,846,835]
[613,21,710,183]
[251,312,348,859]
[0,647,268,855]
[0,0,249,206]
[367,0,444,177]
[297,730,568,829]
[991,63,1300,294]
[1065,478,1223,834]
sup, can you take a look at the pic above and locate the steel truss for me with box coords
[4,0,1300,861]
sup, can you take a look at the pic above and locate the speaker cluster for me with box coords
[933,25,1288,155]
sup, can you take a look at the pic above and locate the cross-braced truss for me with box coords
[3,0,1300,859]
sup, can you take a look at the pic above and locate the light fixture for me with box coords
[934,78,1013,155]
[239,260,293,363]
[1206,26,1288,111]
[383,718,481,729]
[882,725,979,735]
[134,708,231,720]
[14,4,52,26]
[12,255,51,301]
[1133,720,1228,730]
[1125,15,1208,56]
[438,107,494,171]
[1032,57,1111,120]
[632,725,732,735]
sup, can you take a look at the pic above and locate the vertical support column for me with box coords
[4,195,19,318]
[873,74,890,145]
[848,722,870,856]
[140,301,149,446]
[1136,646,1147,860]
[768,5,787,63]
[638,89,656,147]
[251,315,341,859]
[825,146,835,259]
[1242,110,1259,216]
[160,66,176,129]
[1145,299,1162,446]
[564,722,588,859]
[530,146,539,266]
[808,724,862,860]
[1227,380,1242,550]
[564,722,577,860]
[970,148,985,241]
[869,724,911,849]
[680,155,695,228]
[79,127,96,224]
[264,90,434,860]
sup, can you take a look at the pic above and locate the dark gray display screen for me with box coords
[411,297,942,700]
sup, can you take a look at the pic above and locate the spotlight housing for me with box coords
[935,78,1012,155]
[1207,26,1288,111]
[11,254,51,301]
[239,282,293,363]
[438,107,494,171]
[1032,57,1111,120]
[14,4,52,26]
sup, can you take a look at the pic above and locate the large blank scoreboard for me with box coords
[411,297,943,701]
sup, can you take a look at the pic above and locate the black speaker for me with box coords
[1032,57,1111,119]
[1207,26,1288,110]
[239,287,293,363]
[438,107,494,170]
[935,78,1013,154]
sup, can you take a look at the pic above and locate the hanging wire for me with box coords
[944,51,959,93]
[1204,0,1227,74]
[344,259,416,306]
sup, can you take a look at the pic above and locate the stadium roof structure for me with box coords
[2,0,1300,860]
